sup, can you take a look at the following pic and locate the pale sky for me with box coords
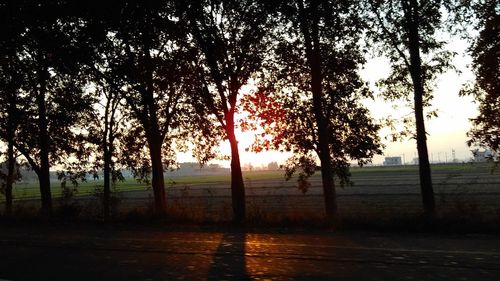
[362,56,478,165]
[363,37,478,165]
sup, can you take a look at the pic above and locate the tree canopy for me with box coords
[177,0,274,222]
[0,0,492,220]
[363,0,461,216]
[461,1,499,156]
[239,0,382,218]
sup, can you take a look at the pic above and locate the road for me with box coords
[1,224,499,280]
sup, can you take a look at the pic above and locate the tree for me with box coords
[0,54,23,216]
[279,0,381,219]
[92,1,171,214]
[365,0,456,217]
[85,83,126,218]
[461,1,499,157]
[0,0,95,215]
[242,0,382,219]
[86,0,216,215]
[178,0,273,222]
[0,3,24,214]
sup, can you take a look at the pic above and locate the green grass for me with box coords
[3,170,286,201]
[8,178,149,201]
[350,162,489,174]
[1,162,495,202]
[166,170,285,185]
[1,162,499,232]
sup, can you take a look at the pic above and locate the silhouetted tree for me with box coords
[0,54,23,216]
[60,4,134,218]
[178,0,273,222]
[84,0,217,215]
[365,0,456,217]
[92,2,167,214]
[85,84,126,218]
[0,0,96,215]
[461,1,499,156]
[242,0,382,219]
[0,2,20,214]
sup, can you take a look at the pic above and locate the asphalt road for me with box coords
[1,224,499,281]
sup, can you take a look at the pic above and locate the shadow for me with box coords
[207,231,250,280]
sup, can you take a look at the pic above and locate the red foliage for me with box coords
[240,90,287,152]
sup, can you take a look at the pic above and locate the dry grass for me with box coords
[3,198,499,234]
[1,162,499,232]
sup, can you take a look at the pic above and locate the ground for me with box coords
[1,223,500,281]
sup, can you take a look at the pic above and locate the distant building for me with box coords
[383,156,402,166]
[267,161,279,171]
[165,162,229,176]
[472,149,497,162]
[242,163,254,171]
[473,150,487,162]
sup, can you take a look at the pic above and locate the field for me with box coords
[2,162,500,222]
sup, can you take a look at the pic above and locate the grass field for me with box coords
[2,162,497,201]
[5,169,285,200]
[2,162,499,226]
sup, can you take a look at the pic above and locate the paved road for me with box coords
[1,224,499,280]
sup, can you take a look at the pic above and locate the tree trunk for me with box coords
[5,90,16,216]
[36,167,52,216]
[144,97,167,215]
[317,151,337,220]
[102,94,113,219]
[414,99,435,216]
[405,0,435,217]
[298,1,338,220]
[148,136,166,215]
[226,116,246,223]
[103,145,111,219]
[310,58,337,220]
[141,23,167,216]
[37,62,52,216]
[5,138,15,216]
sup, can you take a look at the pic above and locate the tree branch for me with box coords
[369,0,412,69]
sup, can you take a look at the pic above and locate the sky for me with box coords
[361,37,479,165]
[179,38,480,168]
[361,55,477,165]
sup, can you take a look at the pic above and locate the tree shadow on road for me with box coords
[207,231,250,280]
